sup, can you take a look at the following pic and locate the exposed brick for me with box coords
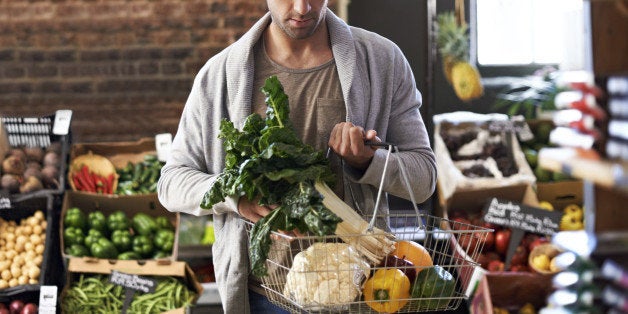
[48,50,76,62]
[35,81,62,93]
[163,47,192,59]
[224,16,245,28]
[19,51,46,62]
[0,50,14,61]
[80,49,121,62]
[0,82,32,94]
[28,65,58,78]
[161,62,183,75]
[63,81,93,93]
[211,2,229,13]
[3,65,26,79]
[138,61,159,75]
[122,48,162,60]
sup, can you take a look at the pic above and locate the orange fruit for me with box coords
[391,240,434,274]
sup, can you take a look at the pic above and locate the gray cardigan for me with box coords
[158,9,436,314]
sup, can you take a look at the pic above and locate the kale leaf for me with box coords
[200,76,341,277]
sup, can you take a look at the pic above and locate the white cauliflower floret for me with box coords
[283,242,370,309]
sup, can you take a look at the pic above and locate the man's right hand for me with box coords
[237,196,277,223]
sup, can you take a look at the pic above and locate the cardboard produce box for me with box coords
[434,112,537,206]
[440,184,561,312]
[61,258,202,314]
[69,137,166,195]
[536,179,584,211]
[60,190,180,261]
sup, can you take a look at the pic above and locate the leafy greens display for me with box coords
[200,76,342,277]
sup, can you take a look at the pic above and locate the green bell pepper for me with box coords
[64,227,85,246]
[87,211,108,234]
[84,229,104,248]
[153,251,171,259]
[90,237,119,259]
[132,235,154,258]
[132,213,157,236]
[111,229,133,252]
[154,229,175,252]
[117,251,141,260]
[411,265,456,309]
[107,210,130,231]
[155,216,174,231]
[65,244,90,257]
[64,207,87,231]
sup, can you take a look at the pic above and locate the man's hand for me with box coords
[328,122,381,170]
[237,196,276,223]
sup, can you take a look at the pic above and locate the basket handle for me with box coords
[363,141,425,232]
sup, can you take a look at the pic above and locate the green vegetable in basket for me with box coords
[107,210,130,231]
[90,237,118,259]
[84,229,105,248]
[153,250,171,259]
[132,213,157,236]
[64,207,87,231]
[410,265,456,309]
[154,229,175,252]
[111,229,133,252]
[117,251,141,260]
[87,211,108,234]
[132,235,154,258]
[64,227,85,246]
[65,244,90,257]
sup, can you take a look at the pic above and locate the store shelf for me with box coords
[177,244,213,260]
[538,147,628,192]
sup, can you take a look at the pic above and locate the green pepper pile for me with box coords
[116,154,164,195]
[62,274,195,313]
[63,207,176,260]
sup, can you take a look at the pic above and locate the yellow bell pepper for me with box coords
[363,268,411,313]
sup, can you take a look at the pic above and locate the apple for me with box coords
[509,264,530,272]
[487,260,505,272]
[528,237,549,253]
[478,251,501,269]
[510,245,529,266]
[495,229,511,255]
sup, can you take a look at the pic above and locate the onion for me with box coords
[19,304,37,314]
[9,300,24,314]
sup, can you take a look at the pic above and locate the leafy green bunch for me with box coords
[200,76,341,277]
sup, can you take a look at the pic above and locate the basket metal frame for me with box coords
[247,143,492,313]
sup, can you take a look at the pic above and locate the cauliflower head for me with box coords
[283,242,370,309]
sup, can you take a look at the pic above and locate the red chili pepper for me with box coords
[80,165,96,192]
[71,173,83,190]
[107,173,115,194]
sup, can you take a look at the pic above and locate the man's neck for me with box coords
[264,22,333,69]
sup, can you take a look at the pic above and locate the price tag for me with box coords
[39,285,58,310]
[109,271,158,314]
[483,198,563,269]
[52,109,72,135]
[0,190,11,209]
[155,133,173,162]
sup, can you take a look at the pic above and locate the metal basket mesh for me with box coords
[245,212,491,313]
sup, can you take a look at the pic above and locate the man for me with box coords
[157,0,437,313]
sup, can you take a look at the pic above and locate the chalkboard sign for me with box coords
[109,270,157,293]
[483,198,563,235]
[483,197,563,269]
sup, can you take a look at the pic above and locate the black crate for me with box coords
[0,193,59,298]
[0,111,71,201]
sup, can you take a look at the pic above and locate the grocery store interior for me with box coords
[0,0,626,313]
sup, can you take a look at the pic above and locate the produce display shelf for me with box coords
[538,147,628,192]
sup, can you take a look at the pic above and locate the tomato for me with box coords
[487,260,505,272]
[510,245,528,266]
[494,229,511,255]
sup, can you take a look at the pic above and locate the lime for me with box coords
[534,122,553,145]
[535,165,552,182]
[524,148,538,168]
[552,171,571,182]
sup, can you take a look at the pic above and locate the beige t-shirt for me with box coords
[251,40,346,197]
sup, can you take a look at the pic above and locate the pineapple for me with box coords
[437,12,483,102]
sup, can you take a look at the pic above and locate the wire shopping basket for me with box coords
[244,143,493,313]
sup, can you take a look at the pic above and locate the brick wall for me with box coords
[0,0,337,143]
